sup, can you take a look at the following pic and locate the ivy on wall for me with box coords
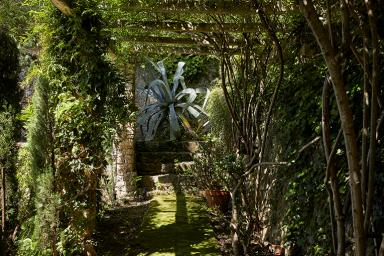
[0,29,22,254]
[17,1,133,254]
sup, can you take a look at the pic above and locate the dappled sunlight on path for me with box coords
[136,194,220,256]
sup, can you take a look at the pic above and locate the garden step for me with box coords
[137,151,193,162]
[136,140,201,153]
[136,152,194,175]
[140,174,193,193]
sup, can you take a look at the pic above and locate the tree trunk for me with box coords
[84,242,97,256]
[364,0,379,234]
[322,78,346,256]
[1,167,5,238]
[0,167,5,256]
[379,236,384,256]
[361,25,370,209]
[230,189,241,256]
[299,1,365,255]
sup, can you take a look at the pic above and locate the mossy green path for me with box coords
[136,193,220,256]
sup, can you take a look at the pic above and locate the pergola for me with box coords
[101,0,288,56]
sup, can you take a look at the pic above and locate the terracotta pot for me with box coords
[204,189,230,212]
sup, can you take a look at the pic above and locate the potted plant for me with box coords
[185,141,232,212]
[204,188,231,213]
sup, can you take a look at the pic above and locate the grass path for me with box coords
[136,193,220,256]
[95,193,220,255]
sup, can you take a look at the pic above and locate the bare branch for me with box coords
[364,0,380,234]
[322,76,346,256]
[254,2,284,164]
[298,136,321,154]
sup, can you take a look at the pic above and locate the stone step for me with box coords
[136,140,201,153]
[136,161,194,176]
[140,174,191,192]
[136,151,193,163]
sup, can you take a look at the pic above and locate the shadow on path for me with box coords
[94,201,151,256]
[136,193,220,256]
[95,181,220,256]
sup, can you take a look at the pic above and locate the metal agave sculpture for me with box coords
[138,60,209,141]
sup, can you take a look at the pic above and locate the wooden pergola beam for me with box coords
[114,21,261,33]
[130,44,213,55]
[120,0,257,16]
[118,35,242,46]
[120,35,203,45]
[125,44,240,55]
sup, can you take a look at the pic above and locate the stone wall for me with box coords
[114,124,136,199]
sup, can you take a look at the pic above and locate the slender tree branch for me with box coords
[326,0,334,48]
[364,0,379,235]
[322,76,345,256]
[379,236,384,256]
[247,1,284,166]
[298,136,321,154]
[341,0,351,56]
[361,27,370,208]
[325,129,343,180]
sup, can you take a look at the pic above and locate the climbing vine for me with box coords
[17,1,132,254]
[0,29,22,254]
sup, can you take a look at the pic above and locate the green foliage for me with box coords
[185,140,243,190]
[185,142,227,190]
[0,109,20,235]
[163,55,219,87]
[18,75,50,222]
[138,60,209,141]
[277,62,324,154]
[17,72,56,254]
[284,158,332,255]
[0,108,19,222]
[16,146,34,224]
[274,44,334,254]
[0,110,16,168]
[0,28,21,254]
[17,0,133,253]
[0,29,21,112]
[0,1,30,41]
[10,1,381,255]
[26,76,53,181]
[205,86,233,150]
[17,171,60,256]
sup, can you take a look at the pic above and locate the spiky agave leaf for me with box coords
[172,61,185,94]
[175,88,197,103]
[137,103,162,126]
[145,111,165,141]
[148,59,168,85]
[178,113,195,135]
[168,104,180,140]
[195,87,210,109]
[157,61,168,86]
[186,105,201,118]
[139,60,209,141]
[174,102,203,118]
[188,104,208,116]
[147,80,166,102]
